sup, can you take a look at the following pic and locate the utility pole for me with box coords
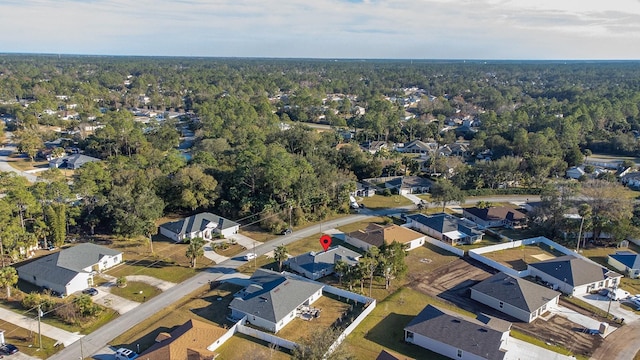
[576,215,585,253]
[0,238,4,267]
[253,242,256,269]
[37,304,43,351]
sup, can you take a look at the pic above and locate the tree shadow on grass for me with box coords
[365,313,413,351]
[111,325,176,354]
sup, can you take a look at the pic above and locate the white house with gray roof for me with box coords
[159,212,240,241]
[406,213,483,245]
[16,243,122,296]
[285,246,361,280]
[528,255,622,295]
[228,269,324,333]
[48,154,101,170]
[471,273,560,323]
[404,304,511,360]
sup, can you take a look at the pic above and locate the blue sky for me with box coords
[2,0,640,59]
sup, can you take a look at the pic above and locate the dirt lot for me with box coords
[409,257,602,358]
[479,243,564,271]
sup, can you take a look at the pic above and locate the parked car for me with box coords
[243,253,257,261]
[114,347,139,360]
[0,344,18,355]
[281,228,292,235]
[82,288,99,296]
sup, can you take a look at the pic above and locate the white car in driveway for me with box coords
[243,253,257,261]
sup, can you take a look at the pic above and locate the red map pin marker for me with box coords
[319,235,332,252]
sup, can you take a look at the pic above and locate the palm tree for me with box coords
[334,259,349,285]
[274,244,288,271]
[185,237,206,268]
[0,266,18,298]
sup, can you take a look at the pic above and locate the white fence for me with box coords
[236,324,298,350]
[208,317,244,352]
[325,299,377,358]
[280,272,377,359]
[468,236,590,278]
[424,237,465,257]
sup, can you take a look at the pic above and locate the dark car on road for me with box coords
[0,344,19,355]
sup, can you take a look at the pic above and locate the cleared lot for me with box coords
[409,257,603,358]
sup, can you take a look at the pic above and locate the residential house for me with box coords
[528,256,622,295]
[404,304,511,360]
[462,206,527,229]
[49,154,101,170]
[608,251,640,279]
[470,273,560,323]
[351,181,376,198]
[565,166,585,179]
[138,319,229,360]
[285,245,361,280]
[401,140,437,155]
[364,141,388,154]
[406,213,483,245]
[159,212,240,241]
[385,176,433,195]
[345,223,427,251]
[621,172,640,188]
[229,269,324,333]
[16,243,122,296]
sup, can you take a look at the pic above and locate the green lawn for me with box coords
[343,287,455,359]
[336,216,388,234]
[360,195,413,209]
[0,321,61,359]
[109,281,162,302]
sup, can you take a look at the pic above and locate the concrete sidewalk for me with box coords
[0,307,83,347]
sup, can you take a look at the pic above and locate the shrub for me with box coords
[116,277,127,288]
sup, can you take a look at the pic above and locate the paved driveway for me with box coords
[0,307,83,347]
[577,293,640,323]
[504,336,575,360]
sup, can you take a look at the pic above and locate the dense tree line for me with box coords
[2,56,640,258]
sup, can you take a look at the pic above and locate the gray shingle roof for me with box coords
[286,246,361,274]
[49,154,100,168]
[229,269,324,323]
[609,251,640,269]
[529,255,620,286]
[464,207,526,222]
[471,273,560,312]
[408,213,482,236]
[16,243,121,287]
[405,305,510,360]
[159,212,239,235]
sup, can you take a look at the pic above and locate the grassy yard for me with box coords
[276,295,352,343]
[215,333,292,360]
[109,281,162,302]
[479,243,564,271]
[336,216,388,234]
[359,195,413,209]
[343,287,457,359]
[106,236,214,283]
[212,242,246,258]
[0,322,60,359]
[112,283,249,355]
[0,294,118,335]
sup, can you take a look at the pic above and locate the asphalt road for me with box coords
[0,130,40,183]
[47,211,380,360]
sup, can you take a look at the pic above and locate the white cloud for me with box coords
[0,0,639,58]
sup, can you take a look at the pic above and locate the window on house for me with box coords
[598,281,603,287]
[457,349,463,358]
[406,331,414,340]
[499,301,504,308]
